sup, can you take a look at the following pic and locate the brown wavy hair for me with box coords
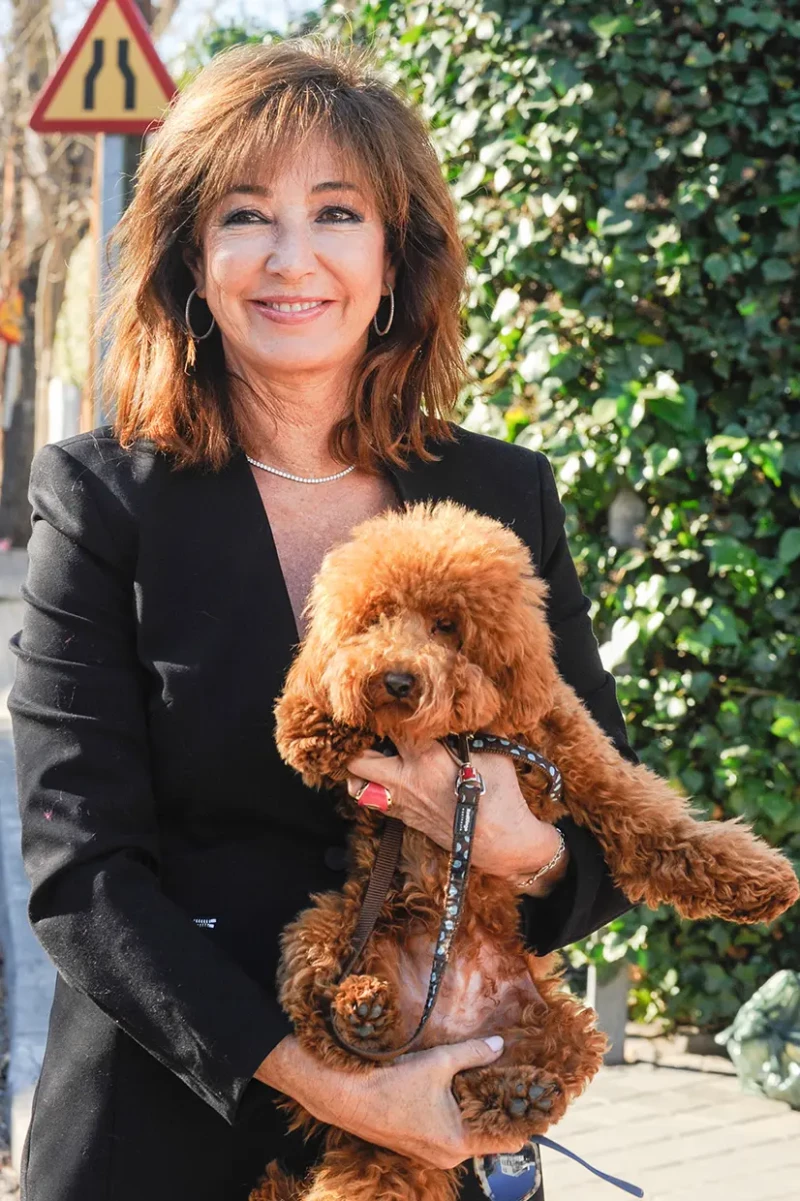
[102,35,469,471]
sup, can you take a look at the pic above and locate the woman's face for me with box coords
[186,137,396,389]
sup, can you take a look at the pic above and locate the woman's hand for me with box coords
[255,1033,527,1169]
[346,738,563,884]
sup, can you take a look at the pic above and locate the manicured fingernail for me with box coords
[484,1035,504,1052]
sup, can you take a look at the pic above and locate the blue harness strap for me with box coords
[532,1136,644,1197]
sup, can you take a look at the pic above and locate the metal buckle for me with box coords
[455,762,485,797]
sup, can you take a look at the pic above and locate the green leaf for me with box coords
[682,131,707,159]
[491,288,520,323]
[399,22,426,45]
[752,441,784,486]
[647,223,681,249]
[772,716,798,740]
[704,254,731,285]
[549,59,582,96]
[778,528,800,565]
[727,6,760,28]
[706,134,731,158]
[596,207,636,237]
[589,14,636,39]
[772,702,800,746]
[453,161,486,198]
[518,335,556,382]
[704,607,740,647]
[716,211,743,245]
[685,43,715,69]
[762,257,793,283]
[754,10,783,32]
[599,617,641,671]
[740,79,769,106]
[646,386,698,431]
[778,159,800,193]
[592,398,618,424]
[494,164,512,192]
[760,794,794,825]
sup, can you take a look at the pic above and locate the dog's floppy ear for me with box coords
[274,627,331,737]
[273,626,331,761]
[273,590,373,786]
[491,570,560,734]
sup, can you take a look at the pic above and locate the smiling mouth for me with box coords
[252,299,331,311]
[249,299,334,325]
[257,302,329,312]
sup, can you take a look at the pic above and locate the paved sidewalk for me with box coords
[0,953,19,1197]
[544,1060,800,1201]
[0,548,48,1185]
[0,554,27,609]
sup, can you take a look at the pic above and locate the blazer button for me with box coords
[324,845,348,872]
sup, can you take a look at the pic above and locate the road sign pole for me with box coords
[93,132,128,426]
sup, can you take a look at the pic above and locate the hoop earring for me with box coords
[372,284,394,336]
[185,287,216,341]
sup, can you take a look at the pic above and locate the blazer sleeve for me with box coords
[519,451,638,956]
[8,443,293,1124]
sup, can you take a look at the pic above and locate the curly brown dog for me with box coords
[250,500,799,1201]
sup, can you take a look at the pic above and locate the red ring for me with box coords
[354,781,392,813]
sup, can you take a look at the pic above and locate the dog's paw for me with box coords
[452,1065,566,1137]
[330,975,397,1047]
[734,850,799,924]
[668,829,800,925]
[713,868,800,926]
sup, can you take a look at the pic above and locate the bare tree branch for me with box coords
[152,0,184,40]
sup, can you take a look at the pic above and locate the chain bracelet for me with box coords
[515,825,567,891]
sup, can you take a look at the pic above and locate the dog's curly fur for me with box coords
[249,501,799,1201]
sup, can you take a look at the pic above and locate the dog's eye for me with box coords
[433,618,457,635]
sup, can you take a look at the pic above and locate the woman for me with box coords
[8,37,637,1201]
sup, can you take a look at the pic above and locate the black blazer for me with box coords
[8,424,636,1201]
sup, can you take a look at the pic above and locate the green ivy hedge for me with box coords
[304,0,800,1029]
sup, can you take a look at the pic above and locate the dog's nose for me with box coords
[384,671,416,699]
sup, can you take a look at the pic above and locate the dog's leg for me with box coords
[264,898,398,1201]
[525,678,800,924]
[452,959,606,1138]
[278,891,351,1042]
[279,881,404,1063]
[299,1133,464,1201]
[279,892,385,1060]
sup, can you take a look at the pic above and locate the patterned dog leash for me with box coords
[330,732,563,1061]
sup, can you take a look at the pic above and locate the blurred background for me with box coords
[0,1,798,1197]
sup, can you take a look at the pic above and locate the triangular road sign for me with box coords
[30,0,177,135]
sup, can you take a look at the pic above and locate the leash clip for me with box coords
[455,761,485,797]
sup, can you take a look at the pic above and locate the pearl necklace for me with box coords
[245,455,356,485]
